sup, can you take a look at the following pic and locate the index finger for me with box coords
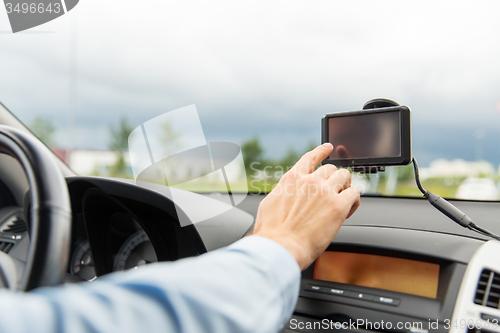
[292,143,333,175]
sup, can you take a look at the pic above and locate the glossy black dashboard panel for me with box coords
[65,177,254,281]
[66,177,207,279]
[82,189,182,275]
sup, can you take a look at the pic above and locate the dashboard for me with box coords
[64,177,254,280]
[0,175,254,284]
[237,195,500,333]
[1,173,500,333]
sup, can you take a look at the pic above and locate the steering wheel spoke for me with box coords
[0,125,71,291]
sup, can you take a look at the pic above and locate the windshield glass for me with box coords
[2,1,500,200]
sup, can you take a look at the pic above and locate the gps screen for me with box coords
[328,110,401,160]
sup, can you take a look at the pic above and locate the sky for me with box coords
[1,0,500,166]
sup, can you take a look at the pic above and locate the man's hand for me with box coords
[252,143,360,270]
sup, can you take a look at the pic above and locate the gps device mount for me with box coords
[362,98,400,110]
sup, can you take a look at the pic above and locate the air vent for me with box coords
[0,241,14,253]
[0,215,27,234]
[474,269,500,309]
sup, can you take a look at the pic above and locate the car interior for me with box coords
[1,98,500,333]
[4,2,500,331]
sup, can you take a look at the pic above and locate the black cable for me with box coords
[412,157,428,196]
[470,226,500,241]
[469,223,500,241]
[412,157,500,241]
[470,226,492,238]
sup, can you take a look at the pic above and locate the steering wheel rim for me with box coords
[0,125,71,291]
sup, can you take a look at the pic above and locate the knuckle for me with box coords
[319,164,336,176]
[305,150,315,157]
[284,169,298,180]
[259,195,270,207]
[339,168,351,179]
[303,175,316,186]
[347,188,360,199]
[280,171,289,182]
[300,152,313,163]
[332,183,343,193]
[321,164,333,172]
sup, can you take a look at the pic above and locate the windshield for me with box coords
[2,1,500,200]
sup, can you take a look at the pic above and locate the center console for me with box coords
[281,226,484,333]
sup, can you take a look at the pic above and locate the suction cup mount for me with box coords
[353,98,401,174]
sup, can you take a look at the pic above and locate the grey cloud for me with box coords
[0,0,500,162]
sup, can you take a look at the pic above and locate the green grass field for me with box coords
[117,173,483,200]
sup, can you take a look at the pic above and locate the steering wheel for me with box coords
[0,125,71,291]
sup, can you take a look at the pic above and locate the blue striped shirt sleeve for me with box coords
[0,235,300,333]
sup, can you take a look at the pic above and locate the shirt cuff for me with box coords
[226,235,301,322]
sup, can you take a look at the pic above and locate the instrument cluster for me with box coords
[69,222,157,281]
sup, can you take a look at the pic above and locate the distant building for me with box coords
[51,148,129,176]
[51,148,68,163]
[49,148,246,186]
[419,159,495,179]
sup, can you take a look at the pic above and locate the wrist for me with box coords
[253,230,311,270]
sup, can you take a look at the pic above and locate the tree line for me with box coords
[29,115,316,179]
[241,137,316,175]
